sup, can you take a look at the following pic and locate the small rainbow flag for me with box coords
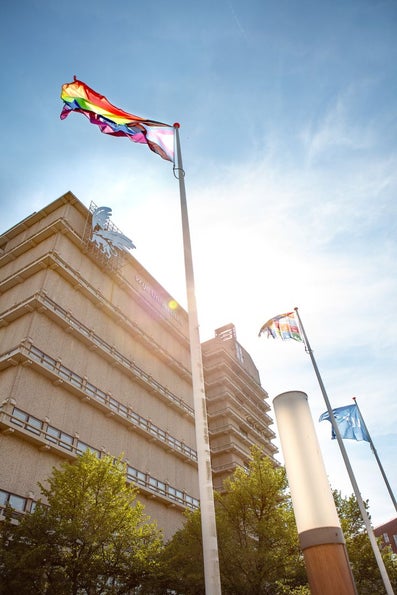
[60,78,174,162]
[258,311,302,341]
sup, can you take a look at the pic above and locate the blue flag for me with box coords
[319,404,370,441]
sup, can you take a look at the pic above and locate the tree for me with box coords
[0,451,163,594]
[158,448,309,594]
[152,508,205,595]
[333,490,397,594]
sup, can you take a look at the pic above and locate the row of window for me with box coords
[8,406,199,511]
[0,479,196,516]
[382,532,397,548]
[23,343,197,463]
[0,489,34,514]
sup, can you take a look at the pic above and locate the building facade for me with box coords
[202,324,277,492]
[0,192,277,538]
[374,518,397,554]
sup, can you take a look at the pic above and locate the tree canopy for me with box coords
[2,447,395,595]
[158,447,309,594]
[333,490,397,594]
[0,451,163,594]
[156,450,397,595]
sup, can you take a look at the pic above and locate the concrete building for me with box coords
[202,324,277,492]
[0,192,277,538]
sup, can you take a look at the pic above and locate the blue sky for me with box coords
[1,0,397,529]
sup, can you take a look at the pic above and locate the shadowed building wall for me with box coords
[0,192,198,539]
[0,192,277,538]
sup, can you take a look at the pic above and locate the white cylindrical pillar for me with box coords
[273,390,357,595]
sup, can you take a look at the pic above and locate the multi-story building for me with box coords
[0,192,277,538]
[202,324,277,491]
[375,518,397,554]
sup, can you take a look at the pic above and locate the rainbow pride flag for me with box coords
[60,78,174,162]
[258,311,302,341]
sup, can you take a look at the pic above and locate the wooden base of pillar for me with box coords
[303,542,357,595]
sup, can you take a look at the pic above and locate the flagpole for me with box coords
[173,123,222,595]
[294,307,394,595]
[353,397,397,513]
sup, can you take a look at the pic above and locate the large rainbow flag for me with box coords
[60,78,174,162]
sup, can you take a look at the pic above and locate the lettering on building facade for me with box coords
[135,275,183,326]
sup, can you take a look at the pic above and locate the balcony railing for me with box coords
[0,341,197,464]
[0,250,191,380]
[0,404,199,512]
[208,405,276,442]
[205,372,273,423]
[37,291,194,417]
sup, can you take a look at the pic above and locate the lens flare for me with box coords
[168,299,178,310]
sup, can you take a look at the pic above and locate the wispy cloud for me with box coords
[301,84,376,166]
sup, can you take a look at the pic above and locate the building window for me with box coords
[11,408,42,435]
[76,441,101,457]
[8,494,26,511]
[42,425,74,451]
[236,343,244,364]
[0,490,27,513]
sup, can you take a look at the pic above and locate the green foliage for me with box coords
[333,490,397,594]
[152,509,205,595]
[159,447,308,594]
[0,451,163,594]
[215,449,307,594]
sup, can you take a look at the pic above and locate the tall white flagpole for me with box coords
[294,307,394,595]
[353,397,397,513]
[173,123,222,595]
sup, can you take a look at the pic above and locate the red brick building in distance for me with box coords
[375,518,397,554]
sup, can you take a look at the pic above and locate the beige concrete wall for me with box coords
[0,433,62,497]
[0,194,202,538]
[0,313,35,351]
[0,269,48,313]
[0,198,78,252]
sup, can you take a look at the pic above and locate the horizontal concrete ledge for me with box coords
[299,526,345,550]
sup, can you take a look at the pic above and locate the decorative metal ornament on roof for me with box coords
[90,206,136,258]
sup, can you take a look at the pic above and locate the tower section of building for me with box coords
[202,323,278,492]
[0,192,198,539]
